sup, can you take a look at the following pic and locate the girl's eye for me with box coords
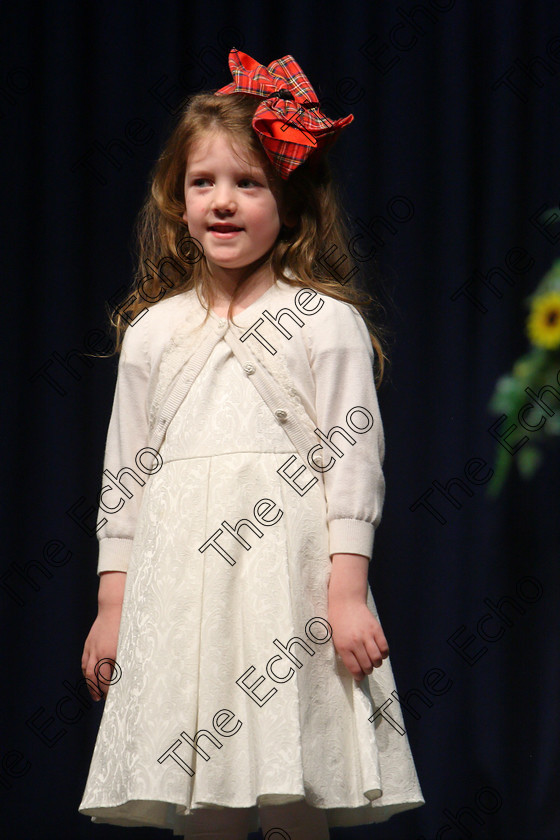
[191,178,259,187]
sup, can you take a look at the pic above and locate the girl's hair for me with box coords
[104,91,391,387]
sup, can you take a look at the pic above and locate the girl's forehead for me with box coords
[187,130,265,171]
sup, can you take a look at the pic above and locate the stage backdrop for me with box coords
[1,1,559,838]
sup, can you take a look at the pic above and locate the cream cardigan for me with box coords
[95,277,386,575]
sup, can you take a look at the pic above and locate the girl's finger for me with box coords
[351,643,376,677]
[364,637,386,668]
[371,624,389,657]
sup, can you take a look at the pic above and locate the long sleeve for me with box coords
[307,299,386,561]
[96,320,152,575]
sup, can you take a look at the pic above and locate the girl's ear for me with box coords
[182,210,188,224]
[282,209,297,228]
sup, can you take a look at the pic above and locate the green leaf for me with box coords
[516,445,543,479]
[543,413,560,434]
[486,444,513,498]
[488,376,526,415]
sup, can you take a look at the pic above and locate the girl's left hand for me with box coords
[328,600,389,683]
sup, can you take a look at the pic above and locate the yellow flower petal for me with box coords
[526,291,560,350]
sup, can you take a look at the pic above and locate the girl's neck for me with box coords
[205,262,276,314]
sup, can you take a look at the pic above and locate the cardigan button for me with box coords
[218,319,227,328]
[274,409,288,421]
[243,362,255,374]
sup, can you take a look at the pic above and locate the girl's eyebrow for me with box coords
[187,168,265,180]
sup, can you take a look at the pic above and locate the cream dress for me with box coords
[78,311,424,835]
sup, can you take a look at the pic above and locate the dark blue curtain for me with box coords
[1,1,559,838]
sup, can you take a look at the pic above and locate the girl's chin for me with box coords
[206,254,272,273]
[206,263,259,277]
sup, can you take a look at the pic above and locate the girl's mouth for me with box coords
[208,224,243,239]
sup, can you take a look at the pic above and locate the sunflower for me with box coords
[526,291,560,350]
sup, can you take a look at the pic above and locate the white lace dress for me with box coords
[78,328,424,835]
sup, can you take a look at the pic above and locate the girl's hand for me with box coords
[81,603,123,701]
[328,599,389,683]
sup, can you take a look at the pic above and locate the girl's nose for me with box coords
[211,184,236,213]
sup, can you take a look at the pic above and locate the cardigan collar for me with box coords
[148,273,318,444]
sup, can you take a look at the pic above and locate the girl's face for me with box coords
[182,130,286,283]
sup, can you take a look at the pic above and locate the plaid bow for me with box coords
[214,48,354,179]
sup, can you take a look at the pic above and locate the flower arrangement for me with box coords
[487,258,560,497]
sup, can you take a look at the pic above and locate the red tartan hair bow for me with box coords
[214,48,354,179]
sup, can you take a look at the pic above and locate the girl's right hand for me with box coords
[81,604,123,701]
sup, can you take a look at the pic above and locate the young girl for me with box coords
[78,48,424,840]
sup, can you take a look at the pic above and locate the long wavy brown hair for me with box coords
[102,91,392,387]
